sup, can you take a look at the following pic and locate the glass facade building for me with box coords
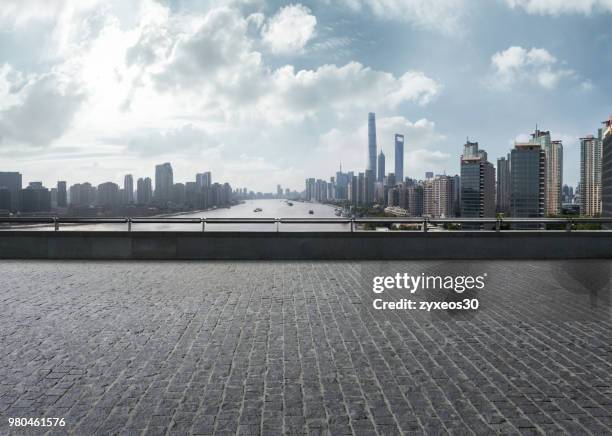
[367,113,377,180]
[394,134,404,183]
[602,117,612,224]
[510,143,546,220]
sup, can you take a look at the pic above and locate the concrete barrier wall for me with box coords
[1,231,612,259]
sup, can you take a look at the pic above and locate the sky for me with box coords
[0,0,611,192]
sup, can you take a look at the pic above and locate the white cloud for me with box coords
[504,0,612,15]
[490,46,575,89]
[332,0,466,33]
[261,4,317,54]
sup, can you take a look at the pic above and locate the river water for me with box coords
[16,200,351,232]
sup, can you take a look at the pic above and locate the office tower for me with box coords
[137,177,153,205]
[97,182,120,208]
[20,182,51,213]
[364,169,375,205]
[0,172,22,211]
[155,163,173,201]
[357,172,365,205]
[452,174,461,217]
[277,185,282,197]
[335,168,349,200]
[425,171,434,180]
[196,172,212,189]
[461,142,495,224]
[395,134,404,183]
[368,113,377,180]
[463,140,479,159]
[348,174,358,205]
[531,129,562,216]
[124,175,134,204]
[496,155,511,215]
[580,133,602,216]
[510,142,546,220]
[315,179,328,202]
[385,173,396,187]
[377,151,385,183]
[601,116,612,223]
[57,181,67,208]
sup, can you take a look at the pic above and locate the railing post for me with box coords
[276,218,279,232]
[54,217,59,232]
[422,218,428,233]
[202,218,206,232]
[350,218,354,233]
[495,219,501,232]
[566,219,572,232]
[127,218,132,232]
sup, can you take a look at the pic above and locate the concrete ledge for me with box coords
[1,231,612,259]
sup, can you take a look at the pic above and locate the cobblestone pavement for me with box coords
[0,260,611,435]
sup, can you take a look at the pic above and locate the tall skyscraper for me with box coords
[394,134,404,183]
[496,155,511,215]
[20,182,51,213]
[531,129,562,216]
[0,172,22,212]
[423,175,453,218]
[196,172,212,189]
[580,133,602,216]
[377,151,385,183]
[510,142,546,220]
[155,163,173,202]
[367,113,377,180]
[364,169,375,205]
[461,142,495,223]
[124,175,134,204]
[57,181,67,208]
[601,116,612,223]
[137,177,152,204]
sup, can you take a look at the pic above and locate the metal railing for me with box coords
[1,216,612,232]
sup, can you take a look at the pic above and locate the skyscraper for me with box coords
[196,172,212,189]
[0,172,22,212]
[496,155,511,215]
[137,177,152,205]
[531,129,562,216]
[580,133,602,216]
[377,150,385,183]
[423,175,453,218]
[368,113,377,180]
[57,181,67,208]
[97,182,120,208]
[155,163,173,202]
[394,134,404,183]
[601,116,612,223]
[461,141,495,224]
[124,174,134,204]
[510,142,546,221]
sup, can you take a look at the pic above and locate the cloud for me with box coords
[331,0,466,33]
[127,124,219,157]
[490,46,575,89]
[261,4,317,54]
[0,73,85,147]
[504,0,612,15]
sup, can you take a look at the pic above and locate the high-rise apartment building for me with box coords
[394,134,404,182]
[97,182,120,208]
[377,151,385,183]
[124,175,134,204]
[423,175,453,218]
[510,142,546,220]
[196,172,212,189]
[531,129,562,216]
[496,155,511,215]
[460,142,495,221]
[580,133,602,216]
[601,116,612,223]
[367,113,377,180]
[155,163,173,202]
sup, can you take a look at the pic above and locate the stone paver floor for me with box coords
[0,260,611,435]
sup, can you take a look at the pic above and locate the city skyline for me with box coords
[0,1,611,191]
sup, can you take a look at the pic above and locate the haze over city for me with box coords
[1,0,611,191]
